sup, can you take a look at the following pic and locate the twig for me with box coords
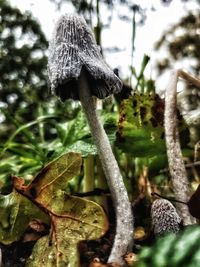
[160,161,200,173]
[151,192,187,205]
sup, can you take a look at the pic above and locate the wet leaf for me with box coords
[53,110,117,158]
[116,93,166,157]
[26,197,108,266]
[13,152,83,200]
[58,140,97,157]
[0,190,49,245]
[56,111,91,147]
[12,153,108,267]
[116,93,189,157]
[136,226,200,267]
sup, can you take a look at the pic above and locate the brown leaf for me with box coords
[13,152,82,200]
[13,153,109,266]
[0,190,49,245]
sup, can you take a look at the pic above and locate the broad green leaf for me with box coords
[13,152,83,198]
[136,226,200,267]
[26,195,108,267]
[56,111,91,147]
[12,152,108,267]
[116,92,190,158]
[116,93,166,157]
[54,110,117,157]
[0,190,49,245]
[48,140,97,159]
[61,140,97,157]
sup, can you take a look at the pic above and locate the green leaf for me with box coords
[0,190,49,245]
[136,226,200,267]
[13,152,83,196]
[138,54,150,80]
[54,110,117,158]
[116,93,166,157]
[61,140,97,157]
[56,111,90,147]
[1,115,57,156]
[12,152,108,267]
[26,195,108,267]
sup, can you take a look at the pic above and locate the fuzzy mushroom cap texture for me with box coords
[48,13,122,101]
[151,199,182,236]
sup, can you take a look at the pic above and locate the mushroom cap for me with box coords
[48,14,122,101]
[151,199,182,236]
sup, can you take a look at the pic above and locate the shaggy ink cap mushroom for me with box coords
[48,13,122,101]
[151,199,182,237]
[48,14,134,265]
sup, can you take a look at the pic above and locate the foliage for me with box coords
[116,92,166,157]
[0,190,49,245]
[136,226,200,267]
[0,0,49,138]
[0,153,108,266]
[0,107,119,193]
[156,12,200,76]
[0,0,200,265]
[155,9,200,144]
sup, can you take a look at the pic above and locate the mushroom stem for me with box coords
[164,70,195,225]
[78,69,134,265]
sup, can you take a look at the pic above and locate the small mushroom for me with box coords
[48,14,134,265]
[151,199,182,237]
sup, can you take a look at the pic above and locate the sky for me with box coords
[8,0,198,91]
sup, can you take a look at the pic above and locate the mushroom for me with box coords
[48,14,134,265]
[151,199,182,237]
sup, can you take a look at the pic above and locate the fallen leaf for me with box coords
[0,190,49,245]
[12,153,108,266]
[116,93,166,157]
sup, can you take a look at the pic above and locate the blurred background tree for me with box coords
[155,8,200,144]
[0,0,48,138]
[0,0,82,144]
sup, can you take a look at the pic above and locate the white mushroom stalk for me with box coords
[48,14,134,265]
[164,70,200,225]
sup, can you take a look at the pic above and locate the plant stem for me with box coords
[78,70,134,265]
[83,155,95,201]
[95,0,102,48]
[130,8,136,86]
[96,156,108,212]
